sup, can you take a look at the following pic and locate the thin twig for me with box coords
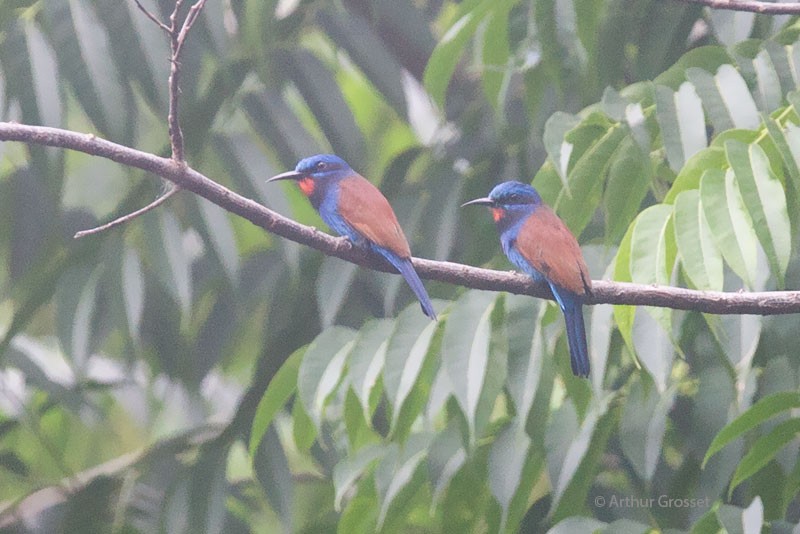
[2,121,800,315]
[174,0,208,58]
[133,0,171,33]
[73,185,180,239]
[675,0,800,14]
[166,0,189,163]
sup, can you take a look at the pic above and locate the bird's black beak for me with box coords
[460,197,494,208]
[267,170,304,183]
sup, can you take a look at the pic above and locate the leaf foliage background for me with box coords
[0,0,799,532]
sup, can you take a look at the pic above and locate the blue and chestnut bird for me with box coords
[462,181,592,377]
[268,154,436,320]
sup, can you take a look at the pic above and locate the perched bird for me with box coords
[462,181,592,377]
[268,154,436,320]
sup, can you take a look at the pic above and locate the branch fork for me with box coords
[74,0,208,239]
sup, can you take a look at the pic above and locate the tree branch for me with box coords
[2,121,799,315]
[675,0,800,14]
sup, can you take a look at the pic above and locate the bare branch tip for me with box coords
[73,186,180,239]
[133,0,171,33]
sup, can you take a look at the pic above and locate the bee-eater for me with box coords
[462,181,591,377]
[268,154,436,320]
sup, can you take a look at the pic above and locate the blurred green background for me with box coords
[0,0,799,532]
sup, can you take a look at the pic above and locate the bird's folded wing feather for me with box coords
[337,175,412,258]
[516,207,591,296]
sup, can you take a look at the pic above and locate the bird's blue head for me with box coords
[295,154,352,179]
[267,154,353,197]
[462,181,542,224]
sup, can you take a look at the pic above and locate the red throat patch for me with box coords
[298,177,315,196]
[492,207,505,222]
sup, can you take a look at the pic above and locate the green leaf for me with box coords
[23,21,62,128]
[284,50,366,167]
[588,296,614,387]
[730,419,800,495]
[189,444,230,534]
[624,101,651,151]
[383,305,438,434]
[604,138,653,244]
[423,0,495,109]
[753,48,783,112]
[664,146,727,204]
[673,190,724,291]
[121,247,144,339]
[488,421,530,531]
[631,302,674,393]
[708,10,754,48]
[249,347,307,456]
[375,435,430,529]
[611,223,636,354]
[556,124,627,235]
[549,396,614,518]
[39,0,110,133]
[764,118,800,199]
[291,396,317,452]
[601,86,626,121]
[543,112,581,185]
[703,391,800,466]
[348,319,393,421]
[629,205,675,287]
[297,327,356,431]
[56,266,99,371]
[316,257,359,328]
[700,168,759,288]
[68,0,126,139]
[253,425,294,531]
[629,204,678,372]
[91,0,162,112]
[620,379,675,481]
[548,517,608,533]
[427,422,467,507]
[654,44,734,90]
[686,65,759,132]
[333,444,386,511]
[318,9,407,115]
[479,0,514,112]
[144,211,192,316]
[655,82,707,172]
[725,140,791,287]
[717,500,764,534]
[197,199,240,284]
[505,297,543,423]
[442,291,499,444]
[338,491,378,534]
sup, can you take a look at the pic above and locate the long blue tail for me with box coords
[374,247,436,320]
[550,285,590,378]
